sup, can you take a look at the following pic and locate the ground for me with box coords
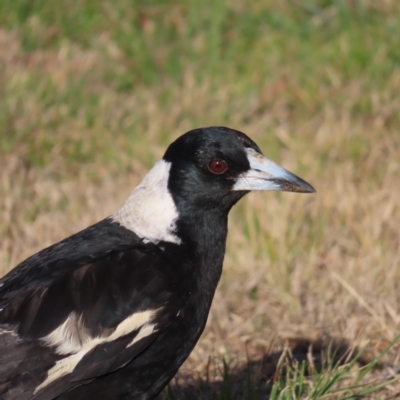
[1,1,400,398]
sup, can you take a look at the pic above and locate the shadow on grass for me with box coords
[158,337,376,400]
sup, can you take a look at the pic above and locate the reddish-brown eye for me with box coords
[208,160,228,174]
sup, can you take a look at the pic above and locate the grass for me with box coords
[1,0,400,398]
[163,338,399,399]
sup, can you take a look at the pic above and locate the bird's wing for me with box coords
[0,218,176,400]
[0,218,146,306]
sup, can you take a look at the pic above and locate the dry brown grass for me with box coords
[1,2,400,397]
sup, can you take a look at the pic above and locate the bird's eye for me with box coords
[208,160,228,175]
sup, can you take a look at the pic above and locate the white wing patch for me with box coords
[40,312,91,355]
[112,159,182,245]
[0,329,15,336]
[34,349,92,394]
[127,323,156,348]
[35,309,159,394]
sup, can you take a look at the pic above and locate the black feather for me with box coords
[0,127,314,400]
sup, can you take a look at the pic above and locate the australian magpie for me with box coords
[0,127,315,400]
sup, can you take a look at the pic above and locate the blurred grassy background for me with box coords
[1,0,400,398]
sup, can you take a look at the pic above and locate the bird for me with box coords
[0,126,315,400]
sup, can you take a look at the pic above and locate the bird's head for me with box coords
[113,127,315,246]
[164,126,315,213]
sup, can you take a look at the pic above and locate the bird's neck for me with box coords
[175,208,228,293]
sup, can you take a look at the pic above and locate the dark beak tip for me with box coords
[295,186,316,194]
[305,184,317,194]
[279,179,316,194]
[292,175,316,194]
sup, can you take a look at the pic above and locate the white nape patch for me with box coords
[112,160,181,245]
[35,309,159,394]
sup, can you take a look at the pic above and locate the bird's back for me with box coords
[0,218,202,400]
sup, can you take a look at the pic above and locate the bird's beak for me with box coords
[232,148,316,193]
